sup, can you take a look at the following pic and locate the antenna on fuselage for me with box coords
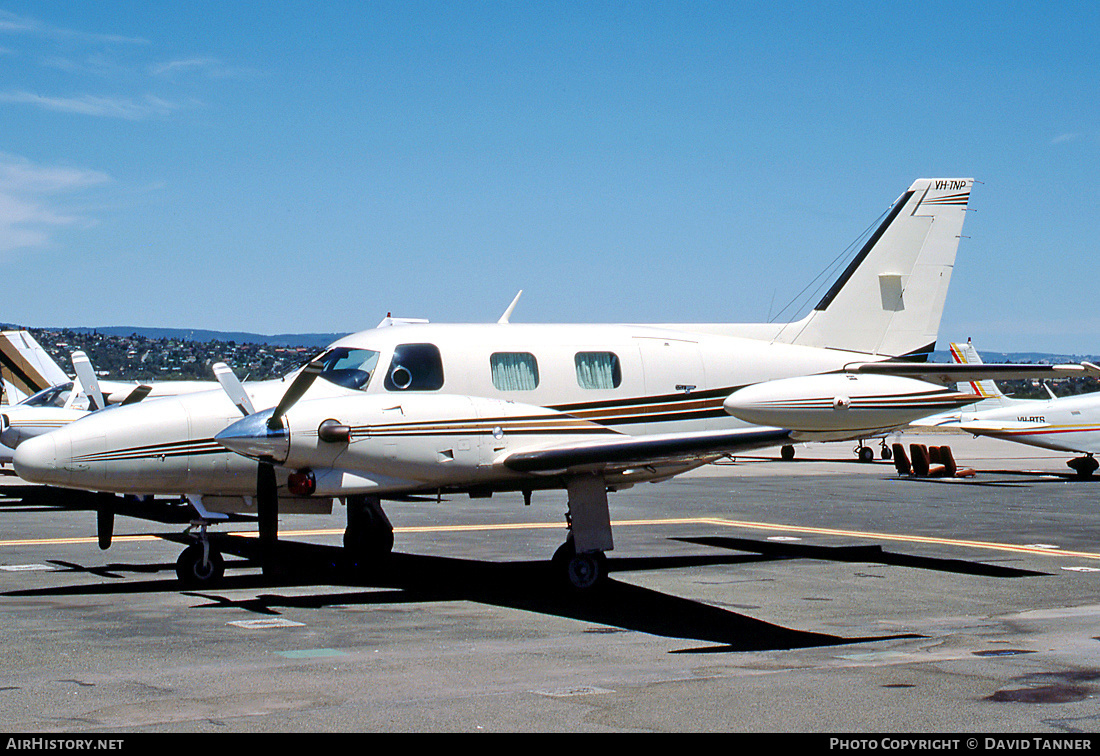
[498,290,523,324]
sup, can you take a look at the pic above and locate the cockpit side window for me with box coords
[316,348,380,391]
[22,382,74,408]
[384,343,445,391]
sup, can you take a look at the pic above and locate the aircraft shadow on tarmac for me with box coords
[674,537,1047,579]
[3,522,1050,653]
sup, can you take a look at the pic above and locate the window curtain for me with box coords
[574,352,619,389]
[491,352,538,391]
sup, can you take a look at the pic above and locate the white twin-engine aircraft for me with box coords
[913,340,1100,478]
[13,178,1097,589]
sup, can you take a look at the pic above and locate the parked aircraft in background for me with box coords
[17,177,1091,590]
[1,331,214,464]
[913,340,1100,477]
[1,330,70,405]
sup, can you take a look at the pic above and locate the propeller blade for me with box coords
[257,458,279,575]
[212,362,255,416]
[121,385,152,405]
[96,493,114,550]
[72,351,106,411]
[268,359,324,429]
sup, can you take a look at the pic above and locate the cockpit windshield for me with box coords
[20,382,75,408]
[315,348,380,391]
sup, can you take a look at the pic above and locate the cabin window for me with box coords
[490,352,539,391]
[316,348,380,391]
[575,351,621,390]
[384,343,445,391]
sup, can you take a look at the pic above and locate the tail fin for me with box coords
[0,330,70,404]
[947,338,1014,408]
[781,178,974,358]
[949,339,1004,397]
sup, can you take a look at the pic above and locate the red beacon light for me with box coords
[287,469,316,496]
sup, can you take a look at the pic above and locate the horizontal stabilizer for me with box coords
[846,360,1100,385]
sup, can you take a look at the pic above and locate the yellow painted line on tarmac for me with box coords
[2,517,1098,561]
[696,517,1100,561]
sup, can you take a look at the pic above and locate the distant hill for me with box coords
[5,323,1096,363]
[30,326,350,350]
[930,349,1100,365]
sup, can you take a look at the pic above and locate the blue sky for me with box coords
[1,2,1097,353]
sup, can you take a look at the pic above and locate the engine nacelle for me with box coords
[215,393,617,487]
[723,373,979,433]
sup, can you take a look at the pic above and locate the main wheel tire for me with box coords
[1067,455,1099,479]
[176,544,225,587]
[552,541,607,591]
[343,509,394,573]
[858,446,875,463]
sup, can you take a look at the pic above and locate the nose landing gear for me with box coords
[176,521,226,587]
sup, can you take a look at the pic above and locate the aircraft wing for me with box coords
[957,419,1052,432]
[502,426,791,473]
[846,361,1100,385]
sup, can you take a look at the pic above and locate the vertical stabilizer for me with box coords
[0,330,70,403]
[949,339,1012,408]
[780,178,974,358]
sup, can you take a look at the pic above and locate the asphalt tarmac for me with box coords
[1,431,1099,735]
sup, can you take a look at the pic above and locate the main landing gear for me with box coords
[344,494,395,570]
[1067,454,1099,479]
[553,475,613,591]
[854,440,892,462]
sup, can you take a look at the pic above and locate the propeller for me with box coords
[96,492,114,551]
[121,385,152,405]
[267,358,324,429]
[71,351,105,411]
[257,453,279,575]
[212,362,255,416]
[212,357,325,578]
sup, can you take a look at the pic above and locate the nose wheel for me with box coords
[175,521,226,587]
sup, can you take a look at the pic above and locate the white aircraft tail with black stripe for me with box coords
[777,178,975,359]
[666,178,975,360]
[0,330,69,405]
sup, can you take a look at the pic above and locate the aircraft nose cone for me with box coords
[214,409,290,463]
[12,432,66,485]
